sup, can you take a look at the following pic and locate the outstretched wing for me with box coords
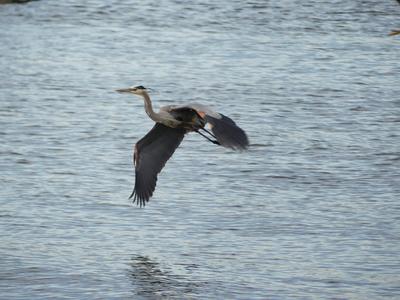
[183,103,249,150]
[131,123,186,207]
[204,113,249,150]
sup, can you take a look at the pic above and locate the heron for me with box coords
[116,85,249,207]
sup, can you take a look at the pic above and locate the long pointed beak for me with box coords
[116,88,132,93]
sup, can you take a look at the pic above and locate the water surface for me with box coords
[1,0,400,299]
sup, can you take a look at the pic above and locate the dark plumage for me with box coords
[131,123,186,207]
[205,114,249,150]
[116,85,249,207]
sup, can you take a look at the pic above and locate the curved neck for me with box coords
[142,92,161,122]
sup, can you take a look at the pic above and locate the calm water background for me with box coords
[1,0,400,299]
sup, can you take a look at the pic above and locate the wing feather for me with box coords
[183,104,249,150]
[205,114,249,150]
[131,123,186,207]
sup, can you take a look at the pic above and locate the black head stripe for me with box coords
[135,86,146,90]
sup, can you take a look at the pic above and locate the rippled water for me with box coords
[1,0,400,299]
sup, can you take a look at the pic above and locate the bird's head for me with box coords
[116,85,148,97]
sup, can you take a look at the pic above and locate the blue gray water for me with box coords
[1,0,400,299]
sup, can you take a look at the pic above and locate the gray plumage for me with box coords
[116,85,249,207]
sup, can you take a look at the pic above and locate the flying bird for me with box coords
[389,0,400,36]
[389,29,400,36]
[116,85,249,207]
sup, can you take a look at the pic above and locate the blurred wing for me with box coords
[185,103,249,150]
[205,114,249,150]
[131,123,186,207]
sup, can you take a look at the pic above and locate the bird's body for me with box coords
[116,85,249,207]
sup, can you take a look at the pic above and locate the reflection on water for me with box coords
[128,255,199,299]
